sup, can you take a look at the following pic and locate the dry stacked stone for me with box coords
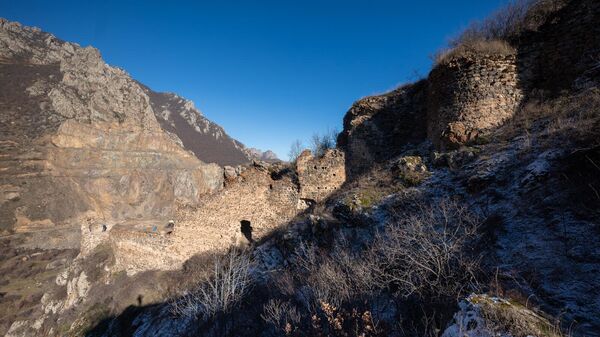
[296,149,346,203]
[517,0,600,94]
[427,53,523,150]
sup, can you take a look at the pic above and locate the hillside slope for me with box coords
[1,0,599,336]
[81,1,599,336]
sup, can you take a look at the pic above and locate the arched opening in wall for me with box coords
[240,220,253,243]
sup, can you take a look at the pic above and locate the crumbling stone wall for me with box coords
[427,54,523,150]
[517,0,600,94]
[109,165,300,273]
[337,81,428,176]
[296,149,346,202]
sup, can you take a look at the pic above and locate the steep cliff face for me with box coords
[0,19,223,235]
[142,87,252,166]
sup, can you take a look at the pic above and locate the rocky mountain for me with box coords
[0,18,234,235]
[139,85,256,166]
[243,147,280,162]
[0,17,283,336]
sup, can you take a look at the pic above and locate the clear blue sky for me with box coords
[1,0,508,159]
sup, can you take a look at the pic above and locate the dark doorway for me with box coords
[240,220,253,243]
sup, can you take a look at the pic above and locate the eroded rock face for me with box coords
[0,20,223,237]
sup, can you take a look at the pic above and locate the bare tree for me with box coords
[288,139,304,163]
[310,128,338,158]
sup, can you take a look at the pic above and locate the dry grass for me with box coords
[435,39,515,65]
[435,0,567,65]
[454,0,566,45]
[498,87,600,148]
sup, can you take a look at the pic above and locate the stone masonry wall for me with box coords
[427,53,523,150]
[109,165,300,274]
[516,0,600,94]
[336,81,428,177]
[296,149,346,203]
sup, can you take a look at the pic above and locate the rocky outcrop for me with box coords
[0,19,223,236]
[442,294,560,337]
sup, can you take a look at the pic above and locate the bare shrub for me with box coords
[310,128,338,158]
[261,299,301,334]
[371,199,481,299]
[287,139,304,163]
[293,239,377,309]
[170,248,253,319]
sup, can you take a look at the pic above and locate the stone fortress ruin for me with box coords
[88,150,346,274]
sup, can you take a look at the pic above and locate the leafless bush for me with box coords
[170,248,254,319]
[371,199,481,300]
[261,299,301,334]
[310,128,338,158]
[293,239,377,309]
